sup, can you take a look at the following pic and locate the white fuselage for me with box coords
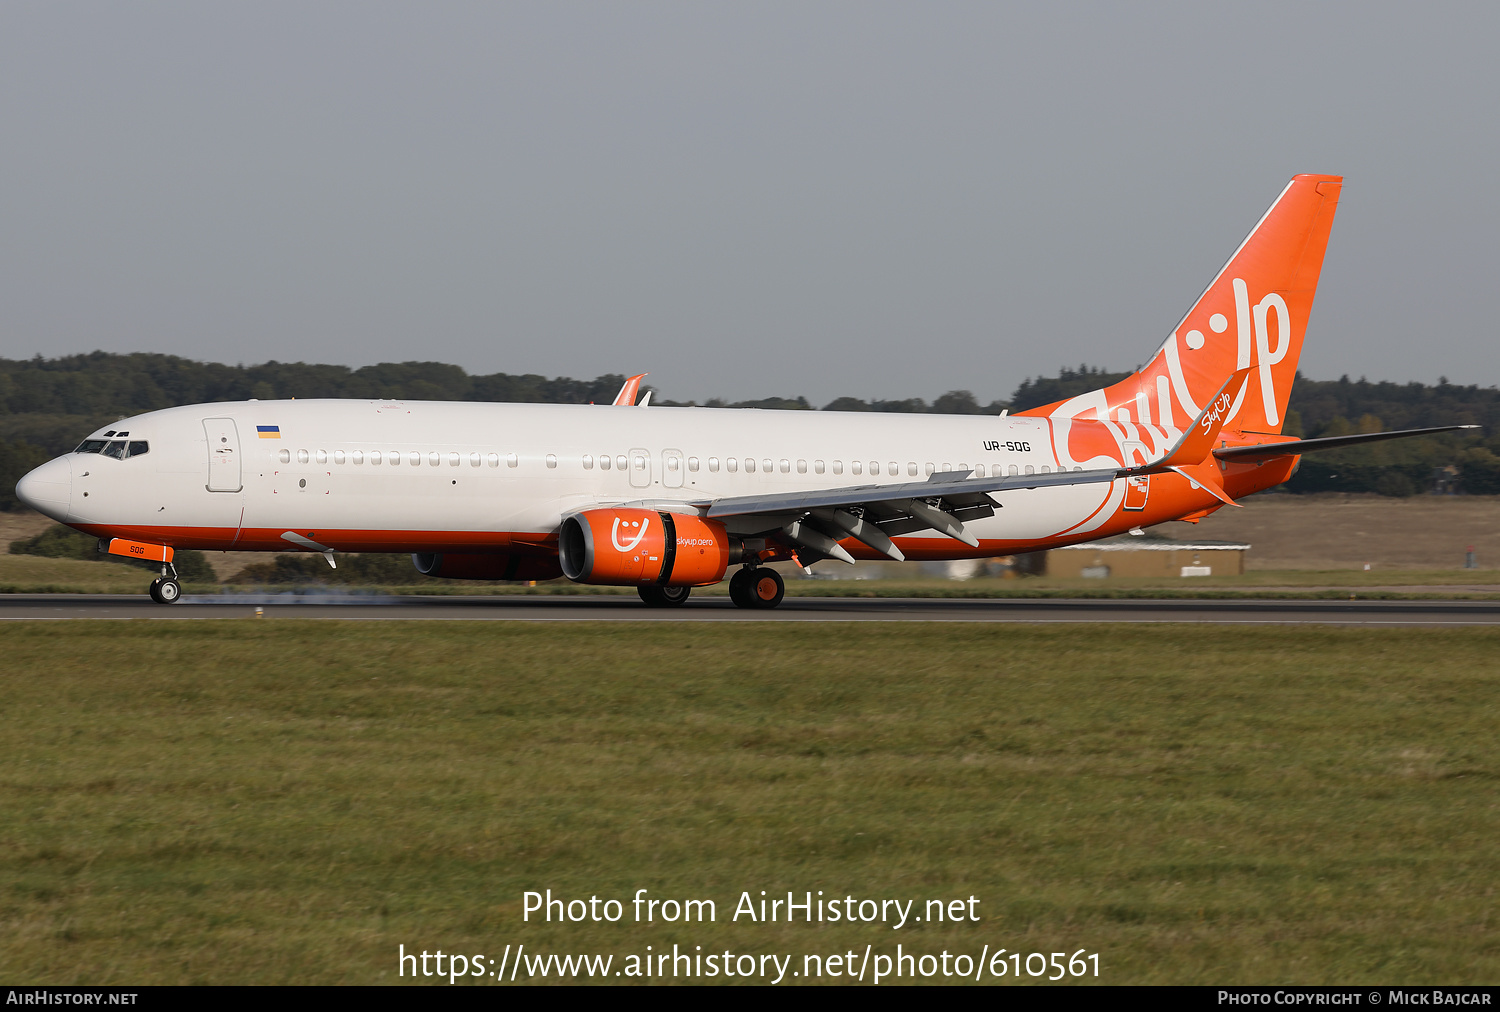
[17,397,1229,561]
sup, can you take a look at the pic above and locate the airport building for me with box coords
[1044,532,1251,578]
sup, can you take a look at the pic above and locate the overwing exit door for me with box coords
[204,418,243,492]
[628,447,652,489]
[661,448,685,488]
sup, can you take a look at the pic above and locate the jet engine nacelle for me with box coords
[559,508,732,586]
[411,552,563,582]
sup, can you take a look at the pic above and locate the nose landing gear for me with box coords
[148,562,182,605]
[728,565,784,609]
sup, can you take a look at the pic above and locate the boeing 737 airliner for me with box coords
[13,175,1475,606]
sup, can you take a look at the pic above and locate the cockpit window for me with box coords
[101,441,127,460]
[128,441,149,457]
[75,440,108,454]
[115,431,129,437]
[103,431,116,437]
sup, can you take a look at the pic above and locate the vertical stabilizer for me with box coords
[1021,174,1342,438]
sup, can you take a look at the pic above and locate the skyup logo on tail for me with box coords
[1176,279,1293,429]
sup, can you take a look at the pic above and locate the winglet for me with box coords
[612,374,648,406]
[1151,368,1252,470]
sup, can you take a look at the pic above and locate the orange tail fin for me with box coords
[1022,174,1342,436]
[611,373,648,406]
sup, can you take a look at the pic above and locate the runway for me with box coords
[2,593,1500,624]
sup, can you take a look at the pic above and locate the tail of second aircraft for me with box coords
[1021,174,1343,436]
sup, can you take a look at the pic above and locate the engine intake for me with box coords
[559,508,732,586]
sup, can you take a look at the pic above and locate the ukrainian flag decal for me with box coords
[256,425,281,439]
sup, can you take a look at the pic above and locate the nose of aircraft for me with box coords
[15,456,72,521]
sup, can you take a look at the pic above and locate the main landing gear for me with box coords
[148,562,182,605]
[638,585,692,608]
[728,566,784,610]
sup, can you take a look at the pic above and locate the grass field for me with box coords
[2,621,1496,985]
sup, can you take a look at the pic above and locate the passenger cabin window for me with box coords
[128,441,149,457]
[814,460,825,474]
[708,457,719,472]
[851,461,862,475]
[614,455,626,470]
[74,440,108,454]
[352,450,365,465]
[869,461,880,475]
[726,458,737,473]
[762,458,773,473]
[582,454,594,469]
[745,458,756,473]
[297,449,309,464]
[1008,464,1018,476]
[472,453,482,467]
[316,450,327,464]
[1024,464,1034,475]
[487,453,499,467]
[334,450,346,464]
[599,455,611,470]
[545,454,557,469]
[796,459,806,473]
[908,462,918,476]
[278,449,291,463]
[779,459,790,473]
[688,457,700,472]
[832,460,843,475]
[371,451,383,465]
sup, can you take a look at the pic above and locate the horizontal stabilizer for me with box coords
[1213,425,1480,461]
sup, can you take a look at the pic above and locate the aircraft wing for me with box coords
[701,465,1125,517]
[695,466,1119,562]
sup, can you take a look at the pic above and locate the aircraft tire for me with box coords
[638,585,690,608]
[746,568,784,610]
[148,578,163,604]
[728,568,756,608]
[157,578,182,604]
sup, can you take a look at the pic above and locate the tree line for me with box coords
[2,353,1497,507]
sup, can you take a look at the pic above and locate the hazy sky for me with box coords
[2,3,1496,404]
